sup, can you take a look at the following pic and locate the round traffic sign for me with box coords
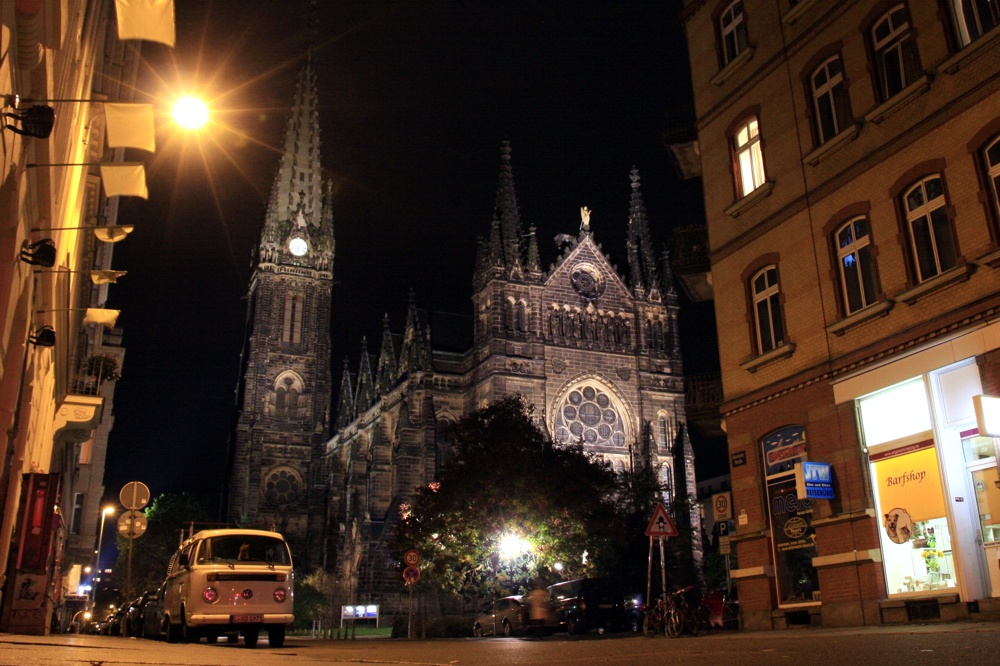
[117,510,147,538]
[715,494,729,514]
[120,481,151,510]
[403,549,420,566]
[402,566,420,585]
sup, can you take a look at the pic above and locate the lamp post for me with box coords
[90,506,115,611]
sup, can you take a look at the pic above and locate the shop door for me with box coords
[964,434,1000,597]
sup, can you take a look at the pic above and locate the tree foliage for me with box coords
[111,492,209,599]
[393,395,628,599]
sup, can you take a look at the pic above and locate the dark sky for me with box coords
[103,0,716,515]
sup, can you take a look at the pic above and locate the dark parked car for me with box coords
[121,590,156,637]
[473,595,527,637]
[141,586,166,640]
[546,577,628,634]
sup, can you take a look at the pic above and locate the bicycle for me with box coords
[641,597,667,637]
[664,585,710,638]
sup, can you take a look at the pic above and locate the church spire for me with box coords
[335,357,354,430]
[627,168,661,302]
[354,337,374,412]
[492,141,524,275]
[375,313,397,395]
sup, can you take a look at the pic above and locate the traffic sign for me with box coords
[117,510,147,538]
[403,550,421,566]
[119,481,150,510]
[645,502,678,537]
[719,535,731,555]
[402,566,420,585]
[713,492,732,521]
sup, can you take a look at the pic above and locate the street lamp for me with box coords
[172,96,209,129]
[90,506,115,611]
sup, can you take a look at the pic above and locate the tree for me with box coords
[111,493,209,598]
[393,395,624,599]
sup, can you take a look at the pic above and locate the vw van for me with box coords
[161,528,294,648]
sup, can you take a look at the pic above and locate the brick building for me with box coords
[680,0,1000,628]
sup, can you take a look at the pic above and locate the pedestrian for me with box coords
[527,580,550,638]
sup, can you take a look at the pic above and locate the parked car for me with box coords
[121,590,156,637]
[473,595,527,637]
[546,577,628,634]
[624,593,644,633]
[141,586,166,640]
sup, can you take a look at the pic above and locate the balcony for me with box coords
[685,372,724,437]
[670,225,713,302]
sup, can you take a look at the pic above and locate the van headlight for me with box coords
[202,587,219,604]
[273,588,288,603]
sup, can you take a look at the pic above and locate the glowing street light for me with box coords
[171,96,209,129]
[499,533,532,560]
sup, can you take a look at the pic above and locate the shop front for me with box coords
[838,336,1000,609]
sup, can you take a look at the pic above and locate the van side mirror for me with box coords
[178,553,189,567]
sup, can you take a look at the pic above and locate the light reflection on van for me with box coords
[161,528,294,648]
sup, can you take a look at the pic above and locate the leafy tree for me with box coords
[110,492,209,599]
[393,395,624,599]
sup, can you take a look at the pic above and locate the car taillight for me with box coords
[274,588,288,603]
[202,587,219,603]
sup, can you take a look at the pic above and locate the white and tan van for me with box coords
[161,528,294,648]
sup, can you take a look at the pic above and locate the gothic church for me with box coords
[228,60,700,600]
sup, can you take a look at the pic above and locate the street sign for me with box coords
[719,535,731,555]
[119,481,150,510]
[402,565,420,585]
[403,549,421,566]
[645,502,678,537]
[713,492,732,522]
[117,510,147,538]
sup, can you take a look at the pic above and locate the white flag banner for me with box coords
[105,103,156,152]
[115,0,176,47]
[100,163,148,199]
[93,225,135,243]
[90,270,128,285]
[83,308,121,328]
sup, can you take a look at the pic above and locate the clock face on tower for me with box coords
[289,237,308,257]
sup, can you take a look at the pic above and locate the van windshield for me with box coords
[196,535,291,566]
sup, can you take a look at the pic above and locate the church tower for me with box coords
[228,55,334,569]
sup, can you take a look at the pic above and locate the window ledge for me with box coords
[804,122,862,166]
[724,180,774,218]
[826,299,894,336]
[934,28,1000,75]
[783,0,818,26]
[976,246,1000,268]
[894,263,975,305]
[710,46,755,87]
[864,75,931,124]
[740,342,795,373]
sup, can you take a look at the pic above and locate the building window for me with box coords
[947,0,1000,47]
[811,55,852,144]
[720,1,748,65]
[71,493,84,535]
[282,293,303,344]
[984,135,1000,225]
[835,217,879,315]
[903,176,957,282]
[871,5,921,101]
[751,265,784,354]
[554,382,628,449]
[734,117,765,197]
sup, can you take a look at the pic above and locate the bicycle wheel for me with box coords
[666,606,684,638]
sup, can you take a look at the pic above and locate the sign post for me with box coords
[402,552,420,639]
[119,481,150,602]
[645,503,678,603]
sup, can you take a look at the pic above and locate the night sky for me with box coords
[103,0,717,516]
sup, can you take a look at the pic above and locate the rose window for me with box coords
[555,384,626,447]
[262,466,303,505]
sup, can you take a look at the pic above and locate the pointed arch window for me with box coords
[283,293,303,344]
[273,371,305,418]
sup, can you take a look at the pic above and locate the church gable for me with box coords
[543,233,632,310]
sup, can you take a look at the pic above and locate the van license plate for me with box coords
[231,614,263,623]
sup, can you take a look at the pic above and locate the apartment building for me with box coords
[681,0,1000,628]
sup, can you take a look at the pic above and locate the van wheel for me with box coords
[268,625,285,648]
[165,617,181,644]
[182,616,200,643]
[243,627,260,648]
[474,624,483,637]
[566,617,579,635]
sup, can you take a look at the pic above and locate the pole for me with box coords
[646,535,653,606]
[725,553,732,595]
[407,583,413,639]
[658,536,667,599]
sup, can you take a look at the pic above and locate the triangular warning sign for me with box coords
[645,502,678,537]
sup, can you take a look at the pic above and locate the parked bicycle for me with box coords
[703,588,738,630]
[641,596,667,637]
[664,585,710,638]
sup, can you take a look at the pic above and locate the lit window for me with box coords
[734,117,765,197]
[871,6,921,101]
[751,266,784,354]
[947,0,1000,47]
[811,55,852,144]
[720,1,748,65]
[903,176,957,282]
[835,217,879,315]
[984,135,1000,225]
